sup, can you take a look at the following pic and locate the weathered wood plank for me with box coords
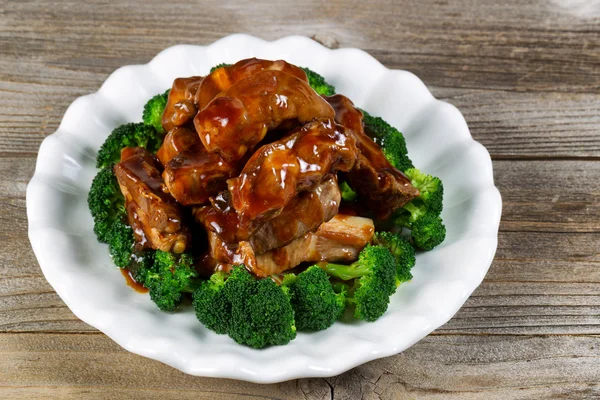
[430,88,600,158]
[1,333,599,399]
[1,0,599,158]
[2,0,598,93]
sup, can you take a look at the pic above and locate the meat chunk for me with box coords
[326,94,419,219]
[254,214,374,276]
[205,229,257,274]
[162,76,204,132]
[194,178,343,276]
[114,147,189,253]
[194,70,335,161]
[193,177,340,248]
[156,126,240,206]
[163,148,239,206]
[228,119,358,231]
[197,214,374,278]
[250,176,341,254]
[156,126,203,166]
[195,58,308,109]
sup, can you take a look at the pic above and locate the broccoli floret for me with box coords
[96,123,163,169]
[136,251,198,312]
[142,90,169,134]
[209,63,232,73]
[300,67,335,96]
[321,245,397,322]
[411,212,446,251]
[106,220,134,268]
[339,180,358,202]
[404,168,444,216]
[282,266,346,332]
[193,266,296,348]
[233,277,296,348]
[88,167,126,243]
[390,168,446,250]
[192,272,230,334]
[361,110,413,172]
[373,231,415,284]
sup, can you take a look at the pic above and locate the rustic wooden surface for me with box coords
[1,0,599,398]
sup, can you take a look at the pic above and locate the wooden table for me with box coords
[2,1,599,398]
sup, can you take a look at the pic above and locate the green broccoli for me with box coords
[282,266,346,332]
[339,180,358,202]
[411,212,446,251]
[372,231,415,284]
[231,276,296,348]
[87,167,125,243]
[193,266,296,348]
[142,90,169,134]
[96,123,163,169]
[209,63,232,73]
[361,109,413,172]
[321,245,397,322]
[404,168,444,216]
[192,272,230,334]
[106,220,134,268]
[300,67,335,96]
[391,167,446,250]
[135,251,198,312]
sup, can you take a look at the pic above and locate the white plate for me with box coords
[26,34,502,383]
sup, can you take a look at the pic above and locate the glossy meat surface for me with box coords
[195,58,307,109]
[194,70,335,161]
[163,148,239,206]
[254,214,374,276]
[156,127,203,166]
[162,76,204,132]
[205,229,257,274]
[249,176,341,254]
[197,214,373,277]
[326,94,419,219]
[228,119,357,227]
[114,147,189,253]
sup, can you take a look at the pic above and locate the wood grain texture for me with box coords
[1,0,600,398]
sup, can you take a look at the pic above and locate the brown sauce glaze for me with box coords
[194,70,335,161]
[325,94,419,219]
[156,127,203,167]
[249,176,341,254]
[115,147,190,253]
[121,268,148,293]
[163,148,240,206]
[227,119,357,226]
[162,76,204,132]
[195,58,308,109]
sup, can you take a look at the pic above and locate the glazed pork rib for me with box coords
[198,214,374,278]
[194,69,335,161]
[227,118,358,230]
[326,94,419,219]
[114,147,190,253]
[162,76,204,132]
[195,58,308,109]
[163,149,239,206]
[249,176,341,254]
[157,126,240,206]
[255,214,375,276]
[156,126,203,167]
[193,176,341,249]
